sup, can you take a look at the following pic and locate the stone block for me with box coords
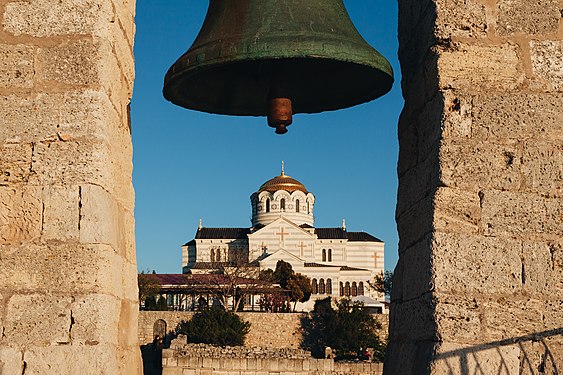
[0,142,33,185]
[396,149,440,216]
[521,141,563,195]
[398,235,433,301]
[4,293,121,346]
[396,195,433,251]
[42,185,80,240]
[0,186,42,244]
[22,345,119,375]
[4,294,73,345]
[432,233,523,294]
[122,260,140,301]
[522,241,560,296]
[0,243,121,294]
[433,188,481,234]
[433,342,520,375]
[38,40,100,86]
[30,138,111,188]
[385,340,435,374]
[387,294,437,342]
[436,42,523,92]
[480,298,548,341]
[0,44,34,89]
[481,190,562,238]
[69,294,121,344]
[439,139,522,191]
[0,91,120,144]
[80,184,119,249]
[118,300,140,348]
[434,294,481,343]
[530,40,563,91]
[496,0,560,36]
[434,0,487,39]
[0,347,23,375]
[2,0,114,37]
[470,93,563,141]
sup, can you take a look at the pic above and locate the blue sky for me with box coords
[132,1,403,274]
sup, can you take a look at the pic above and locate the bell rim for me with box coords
[163,55,393,116]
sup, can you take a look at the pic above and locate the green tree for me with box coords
[138,271,161,310]
[177,306,251,346]
[301,297,385,360]
[156,295,168,311]
[287,273,312,311]
[273,260,293,288]
[144,295,157,311]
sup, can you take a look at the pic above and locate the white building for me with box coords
[182,166,385,311]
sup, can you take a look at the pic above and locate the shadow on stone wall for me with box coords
[434,328,562,374]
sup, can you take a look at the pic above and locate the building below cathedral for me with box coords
[181,165,385,311]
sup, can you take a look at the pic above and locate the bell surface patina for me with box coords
[163,0,393,134]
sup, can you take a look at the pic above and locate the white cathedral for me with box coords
[181,165,386,311]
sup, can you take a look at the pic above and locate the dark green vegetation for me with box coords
[259,260,312,312]
[301,297,385,361]
[177,307,251,346]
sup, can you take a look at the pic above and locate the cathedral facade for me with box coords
[181,167,385,310]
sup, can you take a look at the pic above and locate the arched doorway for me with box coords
[153,319,167,340]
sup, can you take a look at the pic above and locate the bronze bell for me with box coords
[163,0,393,134]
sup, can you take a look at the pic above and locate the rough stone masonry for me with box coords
[387,0,562,374]
[0,0,141,373]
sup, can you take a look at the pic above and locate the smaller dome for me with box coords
[259,172,308,194]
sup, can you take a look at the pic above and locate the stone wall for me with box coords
[162,339,383,375]
[388,0,562,374]
[139,311,389,349]
[0,0,141,374]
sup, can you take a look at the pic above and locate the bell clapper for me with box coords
[268,97,293,135]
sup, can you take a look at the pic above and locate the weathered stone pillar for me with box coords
[387,0,562,373]
[0,0,141,373]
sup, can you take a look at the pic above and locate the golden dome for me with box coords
[259,171,308,194]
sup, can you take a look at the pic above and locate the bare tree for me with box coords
[207,249,260,312]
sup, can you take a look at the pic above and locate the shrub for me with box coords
[177,307,250,346]
[301,297,385,360]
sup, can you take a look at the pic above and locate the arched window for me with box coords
[210,248,215,262]
[319,279,325,294]
[307,201,310,214]
[344,282,350,297]
[326,279,332,295]
[312,279,318,294]
[358,282,364,296]
[352,282,358,297]
[215,249,221,262]
[280,198,285,211]
[328,249,332,262]
[296,199,300,212]
[322,249,326,262]
[266,199,270,213]
[339,282,344,296]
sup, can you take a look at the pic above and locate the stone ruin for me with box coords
[0,0,561,374]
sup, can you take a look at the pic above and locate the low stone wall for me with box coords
[162,339,383,375]
[139,311,388,349]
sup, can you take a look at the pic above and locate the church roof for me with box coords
[315,228,382,242]
[304,263,368,271]
[194,227,251,240]
[259,172,308,194]
[186,227,381,243]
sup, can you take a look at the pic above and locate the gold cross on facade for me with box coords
[276,227,289,242]
[298,242,306,255]
[372,252,378,268]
